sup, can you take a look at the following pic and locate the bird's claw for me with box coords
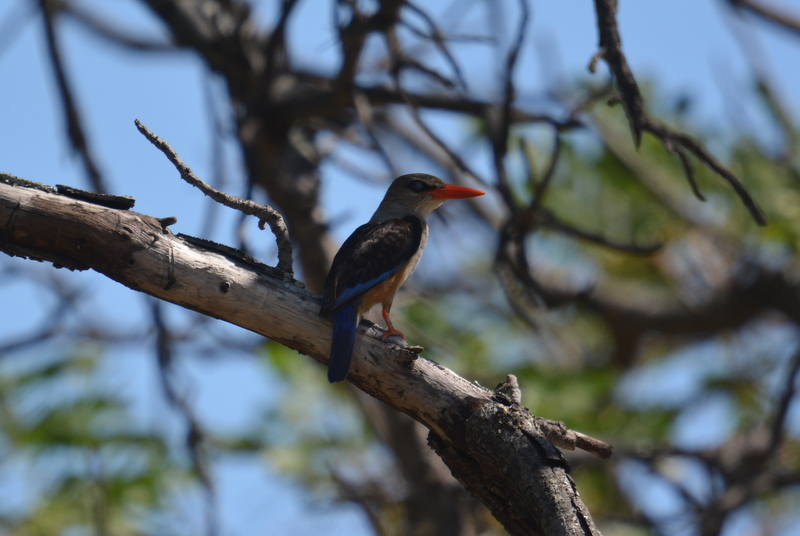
[381,328,406,341]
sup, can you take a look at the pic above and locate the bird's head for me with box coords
[371,173,484,222]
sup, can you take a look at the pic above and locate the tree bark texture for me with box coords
[0,176,603,536]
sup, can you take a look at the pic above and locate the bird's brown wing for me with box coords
[320,216,423,316]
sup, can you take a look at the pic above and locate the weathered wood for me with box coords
[0,178,605,536]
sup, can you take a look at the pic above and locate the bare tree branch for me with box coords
[0,177,609,536]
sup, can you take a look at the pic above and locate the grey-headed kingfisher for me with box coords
[320,173,485,382]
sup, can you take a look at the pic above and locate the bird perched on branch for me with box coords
[320,173,484,383]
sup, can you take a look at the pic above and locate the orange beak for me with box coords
[429,184,485,200]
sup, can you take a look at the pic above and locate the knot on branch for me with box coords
[491,375,615,460]
[494,374,522,405]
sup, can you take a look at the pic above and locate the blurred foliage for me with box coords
[0,347,187,536]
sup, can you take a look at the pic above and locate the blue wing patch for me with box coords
[327,267,402,312]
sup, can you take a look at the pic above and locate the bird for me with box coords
[319,173,485,383]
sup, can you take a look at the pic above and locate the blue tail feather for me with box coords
[328,304,359,383]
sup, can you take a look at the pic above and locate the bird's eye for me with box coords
[407,179,429,193]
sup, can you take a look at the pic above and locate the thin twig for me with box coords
[352,91,400,177]
[644,118,766,225]
[397,87,487,187]
[492,0,530,210]
[673,144,707,202]
[591,0,767,226]
[135,119,294,275]
[591,0,646,147]
[62,0,175,51]
[396,54,459,89]
[768,347,800,456]
[335,0,403,96]
[150,300,218,536]
[0,270,79,353]
[39,0,106,193]
[0,0,36,57]
[384,28,488,188]
[534,416,614,459]
[404,1,467,89]
[505,132,561,237]
[376,5,461,90]
[528,131,562,216]
[729,0,800,35]
[539,209,663,256]
[360,86,581,129]
[263,0,297,81]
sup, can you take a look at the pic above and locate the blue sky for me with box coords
[1,0,799,534]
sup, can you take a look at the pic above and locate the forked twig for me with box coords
[591,0,767,226]
[134,119,294,275]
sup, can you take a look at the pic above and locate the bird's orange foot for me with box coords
[381,309,406,340]
[381,326,406,340]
